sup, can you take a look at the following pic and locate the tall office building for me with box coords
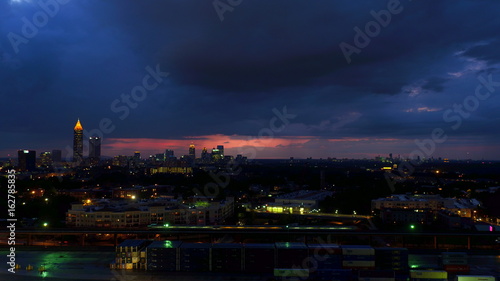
[217,145,224,157]
[212,148,221,162]
[189,144,195,160]
[89,136,101,164]
[165,149,174,158]
[134,151,141,160]
[73,119,84,163]
[18,149,36,171]
[40,151,53,167]
[201,147,210,163]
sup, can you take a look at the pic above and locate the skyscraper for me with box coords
[18,149,36,171]
[73,119,84,163]
[189,144,195,161]
[40,151,53,167]
[134,151,141,160]
[89,136,101,164]
[201,147,210,163]
[212,148,221,162]
[165,149,174,159]
[217,145,224,157]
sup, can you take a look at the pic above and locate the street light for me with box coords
[43,222,48,227]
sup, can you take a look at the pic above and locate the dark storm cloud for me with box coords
[421,77,449,93]
[2,0,500,158]
[463,40,500,65]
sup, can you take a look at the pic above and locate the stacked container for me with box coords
[307,243,347,281]
[342,245,376,270]
[455,276,496,281]
[146,240,182,271]
[441,252,469,274]
[179,243,211,272]
[274,268,309,281]
[358,270,396,281]
[211,243,243,272]
[312,269,353,281]
[410,270,447,281]
[307,243,342,269]
[115,239,151,270]
[139,250,147,270]
[243,243,275,273]
[275,242,309,269]
[375,248,409,271]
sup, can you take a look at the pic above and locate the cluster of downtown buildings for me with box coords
[11,119,247,173]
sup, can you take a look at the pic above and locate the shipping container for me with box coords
[146,240,182,271]
[443,264,470,273]
[116,239,151,253]
[312,268,353,281]
[442,252,467,259]
[274,268,309,277]
[360,276,395,280]
[308,243,342,255]
[180,243,211,272]
[275,242,309,269]
[455,276,496,281]
[442,259,468,265]
[244,243,275,273]
[344,255,376,261]
[211,243,243,272]
[343,260,376,268]
[359,270,395,278]
[307,243,342,269]
[375,248,408,256]
[410,270,447,279]
[342,245,375,256]
[375,247,409,271]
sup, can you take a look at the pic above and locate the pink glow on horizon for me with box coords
[102,135,410,158]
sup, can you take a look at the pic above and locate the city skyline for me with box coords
[2,1,500,160]
[3,117,500,161]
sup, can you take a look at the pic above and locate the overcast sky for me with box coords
[1,0,500,160]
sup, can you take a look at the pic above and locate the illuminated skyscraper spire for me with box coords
[189,144,195,161]
[74,118,83,131]
[73,119,84,163]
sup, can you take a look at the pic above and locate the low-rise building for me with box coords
[66,196,234,228]
[265,190,333,214]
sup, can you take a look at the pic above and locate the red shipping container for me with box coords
[443,265,470,273]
